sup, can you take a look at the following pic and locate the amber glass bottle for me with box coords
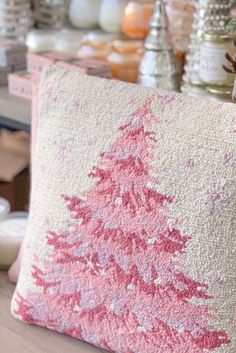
[107,39,143,83]
[122,0,155,39]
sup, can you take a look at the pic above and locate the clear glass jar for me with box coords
[122,0,154,39]
[99,0,127,33]
[207,85,233,103]
[77,31,118,61]
[199,31,235,86]
[181,81,207,98]
[107,39,143,83]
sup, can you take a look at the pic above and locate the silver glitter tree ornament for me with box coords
[182,0,232,95]
[32,0,69,29]
[138,0,181,91]
[0,0,33,41]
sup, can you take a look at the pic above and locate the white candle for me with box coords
[26,29,57,53]
[0,212,28,269]
[54,28,87,54]
[99,0,127,32]
[0,197,10,221]
[199,31,235,86]
[69,0,101,29]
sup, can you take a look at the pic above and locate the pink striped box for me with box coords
[27,51,75,74]
[8,71,34,100]
[57,58,112,78]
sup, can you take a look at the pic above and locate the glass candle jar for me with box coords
[107,39,143,83]
[99,0,127,33]
[207,85,233,103]
[199,31,235,86]
[122,0,154,39]
[181,81,207,99]
[77,31,118,61]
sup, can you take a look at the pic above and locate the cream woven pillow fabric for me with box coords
[12,65,236,353]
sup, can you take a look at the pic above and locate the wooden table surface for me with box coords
[0,271,106,353]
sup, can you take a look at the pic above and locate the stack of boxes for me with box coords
[26,51,74,73]
[57,58,112,78]
[8,71,34,100]
[0,39,27,86]
[8,51,74,100]
[8,51,112,100]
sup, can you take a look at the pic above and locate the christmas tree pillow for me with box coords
[12,65,236,353]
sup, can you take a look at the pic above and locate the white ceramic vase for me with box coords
[69,0,101,29]
[99,0,128,32]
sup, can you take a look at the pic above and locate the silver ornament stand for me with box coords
[138,0,180,92]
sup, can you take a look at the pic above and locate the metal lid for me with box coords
[203,30,233,43]
[190,80,206,87]
[207,85,232,96]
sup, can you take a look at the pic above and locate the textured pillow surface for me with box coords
[8,74,41,284]
[12,65,236,353]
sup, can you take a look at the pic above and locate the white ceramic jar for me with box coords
[69,0,101,29]
[0,212,28,269]
[199,31,235,86]
[99,0,128,32]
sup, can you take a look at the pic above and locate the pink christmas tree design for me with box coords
[14,96,230,353]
